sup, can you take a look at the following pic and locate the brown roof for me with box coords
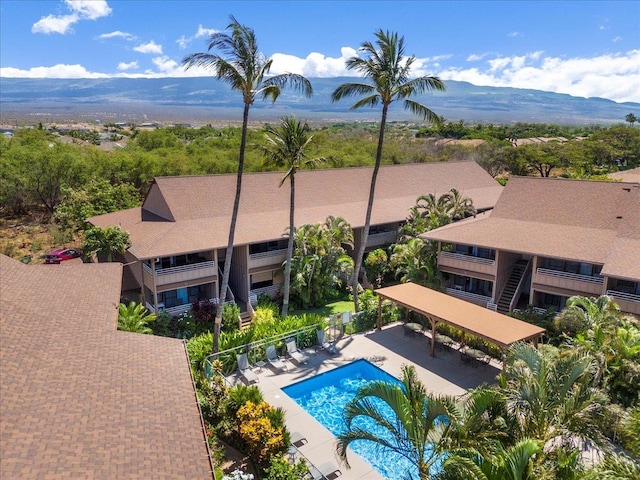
[609,166,640,184]
[421,177,640,281]
[376,283,545,348]
[0,256,214,479]
[91,161,503,259]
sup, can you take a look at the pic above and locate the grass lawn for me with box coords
[290,298,355,317]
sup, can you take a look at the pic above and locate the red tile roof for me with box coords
[0,256,214,479]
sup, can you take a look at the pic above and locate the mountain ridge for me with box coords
[1,77,637,125]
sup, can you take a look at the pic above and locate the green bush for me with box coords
[222,303,241,332]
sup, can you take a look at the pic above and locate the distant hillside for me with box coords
[0,77,637,125]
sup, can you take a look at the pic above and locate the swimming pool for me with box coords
[282,359,420,479]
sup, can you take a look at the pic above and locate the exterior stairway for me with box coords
[497,260,529,314]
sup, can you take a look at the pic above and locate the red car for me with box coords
[45,248,82,264]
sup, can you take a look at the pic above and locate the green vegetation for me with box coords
[117,302,156,334]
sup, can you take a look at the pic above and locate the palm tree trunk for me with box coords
[352,104,388,312]
[281,174,295,318]
[214,102,250,352]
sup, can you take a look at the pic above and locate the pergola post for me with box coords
[376,294,382,331]
[430,319,437,357]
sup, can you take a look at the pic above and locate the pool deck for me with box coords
[226,322,502,480]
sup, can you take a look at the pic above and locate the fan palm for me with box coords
[332,29,445,311]
[444,188,476,220]
[182,16,312,351]
[82,225,130,262]
[258,116,326,317]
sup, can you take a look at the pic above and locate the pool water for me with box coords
[282,359,421,479]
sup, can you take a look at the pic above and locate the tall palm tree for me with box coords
[182,16,312,352]
[444,188,476,220]
[258,116,326,317]
[332,29,445,311]
[82,225,130,262]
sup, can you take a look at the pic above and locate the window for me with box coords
[249,240,287,255]
[251,271,275,289]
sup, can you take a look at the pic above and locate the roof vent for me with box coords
[616,216,623,219]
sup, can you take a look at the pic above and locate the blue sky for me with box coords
[1,0,639,103]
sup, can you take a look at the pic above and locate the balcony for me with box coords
[438,251,496,276]
[534,267,604,296]
[446,288,492,308]
[366,231,397,249]
[143,260,216,286]
[606,289,640,315]
[249,248,287,269]
[249,285,281,305]
[145,297,218,316]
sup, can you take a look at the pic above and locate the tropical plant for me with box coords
[444,188,476,220]
[117,301,156,334]
[82,225,130,262]
[331,29,445,311]
[498,343,610,473]
[390,237,439,287]
[257,115,326,317]
[337,365,510,480]
[364,248,389,288]
[182,16,313,352]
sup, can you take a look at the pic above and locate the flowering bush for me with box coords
[222,469,254,480]
[237,401,287,468]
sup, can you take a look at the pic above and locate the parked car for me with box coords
[45,248,82,264]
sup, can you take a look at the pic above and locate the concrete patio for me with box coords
[226,322,502,480]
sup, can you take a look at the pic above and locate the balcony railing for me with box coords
[249,285,281,305]
[249,249,287,260]
[446,288,492,307]
[536,267,603,284]
[606,289,640,303]
[145,297,219,316]
[143,260,215,276]
[441,251,495,265]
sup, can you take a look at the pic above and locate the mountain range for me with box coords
[0,77,637,126]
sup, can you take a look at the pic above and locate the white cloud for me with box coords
[117,61,138,71]
[152,56,179,73]
[0,64,109,79]
[613,36,622,43]
[508,31,522,38]
[438,49,640,103]
[176,25,218,50]
[134,41,163,54]
[32,0,111,35]
[269,47,358,77]
[99,31,135,41]
[176,36,188,49]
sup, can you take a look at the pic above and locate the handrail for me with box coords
[536,267,603,284]
[606,289,640,302]
[441,251,495,265]
[143,260,215,275]
[446,288,492,306]
[249,248,286,260]
[509,259,532,312]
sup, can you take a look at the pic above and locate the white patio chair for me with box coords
[285,337,309,365]
[236,353,258,384]
[265,344,288,372]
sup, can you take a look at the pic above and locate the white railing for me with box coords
[536,267,603,284]
[606,289,640,303]
[146,297,218,316]
[250,285,281,299]
[446,288,492,306]
[143,260,215,275]
[486,302,498,311]
[441,251,495,265]
[249,249,287,260]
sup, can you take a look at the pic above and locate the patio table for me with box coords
[403,322,423,336]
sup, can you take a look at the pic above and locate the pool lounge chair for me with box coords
[266,344,288,372]
[286,337,309,365]
[308,460,342,480]
[236,353,259,384]
[316,329,339,354]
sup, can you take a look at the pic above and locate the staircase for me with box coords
[496,260,529,314]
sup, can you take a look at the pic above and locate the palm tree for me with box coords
[182,16,312,352]
[332,30,445,311]
[117,301,156,334]
[389,237,437,287]
[258,116,326,317]
[444,188,476,220]
[336,365,505,480]
[499,343,610,469]
[82,225,130,262]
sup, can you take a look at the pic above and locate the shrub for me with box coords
[237,401,287,469]
[222,303,241,332]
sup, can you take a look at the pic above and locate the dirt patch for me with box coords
[219,442,258,478]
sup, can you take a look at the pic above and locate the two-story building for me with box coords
[90,162,504,317]
[421,176,640,316]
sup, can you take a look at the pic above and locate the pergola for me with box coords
[375,283,545,358]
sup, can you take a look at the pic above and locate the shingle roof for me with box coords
[421,177,640,281]
[0,256,214,479]
[90,161,503,259]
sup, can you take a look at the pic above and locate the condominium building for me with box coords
[421,176,640,316]
[90,162,504,317]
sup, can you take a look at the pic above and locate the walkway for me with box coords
[226,322,501,480]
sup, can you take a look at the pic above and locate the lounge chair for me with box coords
[236,353,259,384]
[265,344,288,372]
[308,460,342,480]
[286,337,309,365]
[316,329,338,354]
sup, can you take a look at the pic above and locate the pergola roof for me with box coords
[375,283,545,350]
